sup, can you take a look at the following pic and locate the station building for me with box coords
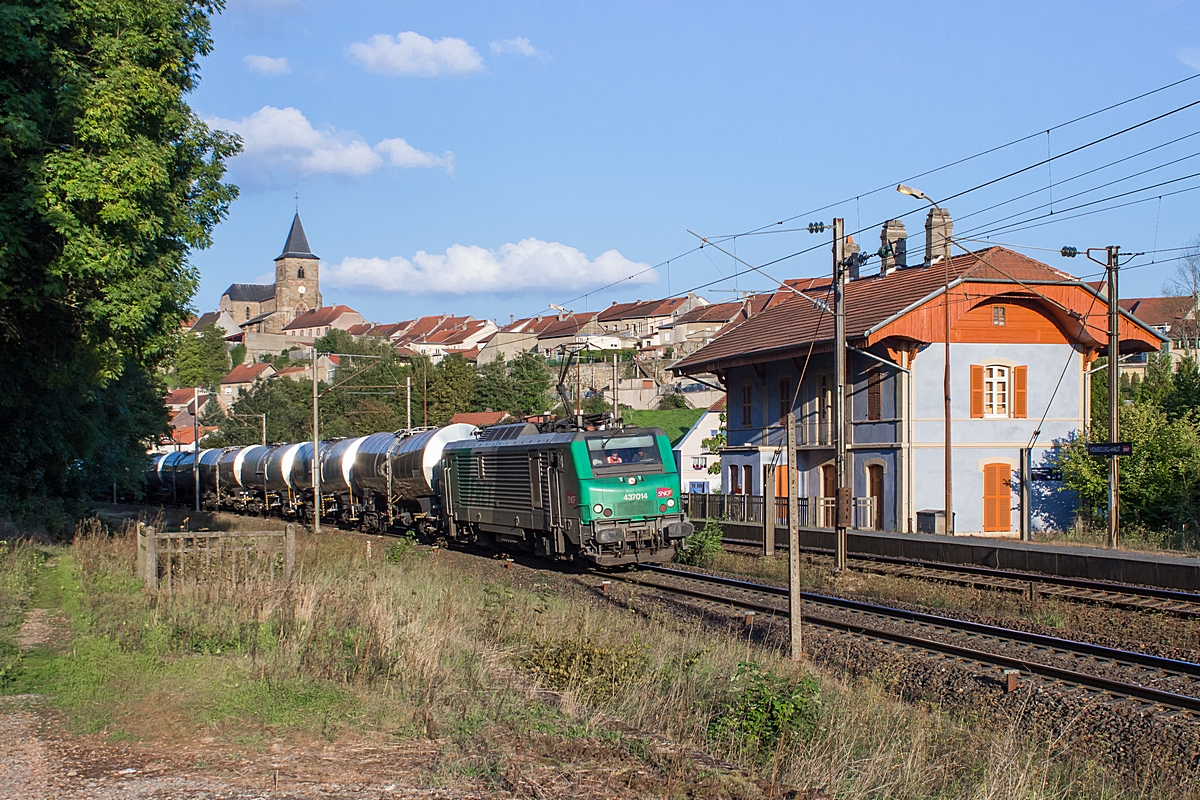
[670,224,1164,537]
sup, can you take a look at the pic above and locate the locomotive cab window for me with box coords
[586,434,663,473]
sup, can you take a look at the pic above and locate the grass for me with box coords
[0,515,1189,798]
[623,407,706,445]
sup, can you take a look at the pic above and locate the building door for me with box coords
[868,464,884,530]
[820,464,836,528]
[743,465,753,496]
[983,463,1011,533]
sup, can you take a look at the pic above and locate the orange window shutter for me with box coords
[1013,366,1028,418]
[983,465,998,531]
[970,365,984,418]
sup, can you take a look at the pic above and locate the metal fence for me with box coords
[136,522,296,595]
[682,493,879,530]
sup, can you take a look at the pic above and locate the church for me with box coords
[219,212,323,334]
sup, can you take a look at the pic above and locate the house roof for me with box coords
[672,246,1162,374]
[707,396,727,412]
[166,425,219,446]
[395,315,474,343]
[282,304,359,331]
[164,388,209,408]
[240,310,277,328]
[221,363,275,384]
[190,311,222,330]
[422,319,492,346]
[1120,296,1194,327]
[449,411,513,427]
[538,312,599,339]
[276,212,319,261]
[501,316,562,334]
[597,297,686,322]
[671,296,771,326]
[223,283,276,303]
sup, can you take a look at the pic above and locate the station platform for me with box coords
[720,521,1200,592]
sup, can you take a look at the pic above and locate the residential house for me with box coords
[535,313,602,356]
[596,293,708,344]
[282,305,364,339]
[477,316,562,364]
[449,411,514,427]
[672,398,725,494]
[658,295,771,357]
[188,309,239,338]
[409,319,498,362]
[1118,295,1200,375]
[164,388,210,416]
[670,234,1163,537]
[218,363,277,408]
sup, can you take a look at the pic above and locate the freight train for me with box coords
[145,422,692,566]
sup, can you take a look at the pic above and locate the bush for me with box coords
[709,661,820,758]
[675,520,723,567]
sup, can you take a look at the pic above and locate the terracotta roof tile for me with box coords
[221,363,275,384]
[282,304,360,331]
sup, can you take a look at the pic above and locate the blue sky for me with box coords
[190,0,1200,324]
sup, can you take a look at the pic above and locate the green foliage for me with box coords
[508,352,554,414]
[385,535,418,563]
[173,323,230,389]
[675,520,723,567]
[427,354,477,425]
[228,342,246,368]
[702,411,727,475]
[709,662,820,757]
[624,408,705,446]
[656,388,691,409]
[0,0,238,507]
[471,353,517,414]
[523,636,645,701]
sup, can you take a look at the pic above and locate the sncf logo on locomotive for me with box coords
[656,487,673,498]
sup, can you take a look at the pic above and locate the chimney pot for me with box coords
[844,234,862,281]
[925,207,953,266]
[880,220,907,275]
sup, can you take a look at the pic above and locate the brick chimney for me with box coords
[925,207,953,265]
[844,235,862,281]
[880,220,907,275]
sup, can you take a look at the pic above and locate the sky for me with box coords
[190,0,1200,325]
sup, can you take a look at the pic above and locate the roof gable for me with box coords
[281,304,359,331]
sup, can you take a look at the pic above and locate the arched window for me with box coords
[297,266,305,279]
[983,365,1009,417]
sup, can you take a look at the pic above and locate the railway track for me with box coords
[605,564,1200,715]
[722,537,1200,617]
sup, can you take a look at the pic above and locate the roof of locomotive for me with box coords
[442,426,668,452]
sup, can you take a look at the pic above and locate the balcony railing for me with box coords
[682,493,879,530]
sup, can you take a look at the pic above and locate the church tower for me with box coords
[273,212,322,328]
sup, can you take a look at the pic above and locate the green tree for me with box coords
[657,387,691,409]
[428,354,476,425]
[701,412,726,475]
[229,342,246,368]
[509,352,553,414]
[0,0,238,507]
[472,353,517,413]
[173,323,230,388]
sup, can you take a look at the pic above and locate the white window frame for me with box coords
[691,456,707,470]
[983,364,1010,418]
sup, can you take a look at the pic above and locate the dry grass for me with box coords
[0,519,1182,798]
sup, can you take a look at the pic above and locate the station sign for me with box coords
[1086,442,1133,457]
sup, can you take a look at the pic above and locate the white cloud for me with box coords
[243,55,291,74]
[348,31,483,76]
[491,36,541,57]
[206,106,453,187]
[375,138,454,175]
[1179,48,1200,71]
[326,239,657,295]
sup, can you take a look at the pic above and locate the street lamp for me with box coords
[898,184,955,536]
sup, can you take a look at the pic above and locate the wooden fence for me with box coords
[136,523,296,595]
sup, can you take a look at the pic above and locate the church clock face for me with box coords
[298,285,306,295]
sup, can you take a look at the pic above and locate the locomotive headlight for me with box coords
[667,498,675,508]
[592,503,604,514]
[627,477,637,485]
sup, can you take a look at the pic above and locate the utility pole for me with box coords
[406,375,411,430]
[193,387,201,512]
[787,413,802,660]
[1019,447,1032,542]
[762,463,775,556]
[1107,245,1121,549]
[312,348,321,532]
[612,354,619,423]
[832,218,849,570]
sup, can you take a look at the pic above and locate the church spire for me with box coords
[276,212,319,261]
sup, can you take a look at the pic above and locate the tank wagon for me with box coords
[144,421,691,567]
[440,423,692,566]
